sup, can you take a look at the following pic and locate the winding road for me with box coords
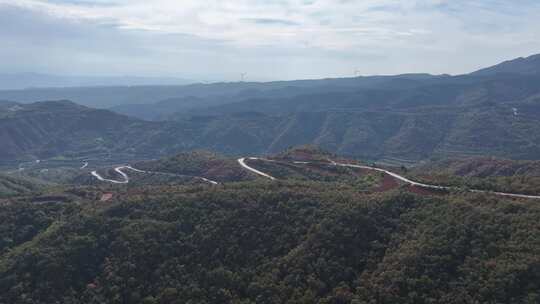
[91,165,218,185]
[238,158,276,180]
[237,157,540,200]
[91,166,132,184]
[87,155,540,199]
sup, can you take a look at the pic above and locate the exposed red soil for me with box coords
[372,174,400,192]
[204,160,249,181]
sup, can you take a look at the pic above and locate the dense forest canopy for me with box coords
[1,178,539,303]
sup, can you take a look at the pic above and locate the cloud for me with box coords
[1,0,540,80]
[242,18,300,26]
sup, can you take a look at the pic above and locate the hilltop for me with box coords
[1,165,539,303]
[472,53,540,76]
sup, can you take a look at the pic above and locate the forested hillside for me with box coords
[2,55,540,165]
[3,2,540,303]
[1,146,540,303]
[0,183,538,304]
[136,151,252,183]
[3,97,540,164]
[173,73,540,161]
[0,100,175,162]
[409,157,540,195]
[0,174,44,198]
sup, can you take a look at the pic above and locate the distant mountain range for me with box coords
[0,73,193,90]
[1,54,540,163]
[0,73,448,109]
[0,53,537,110]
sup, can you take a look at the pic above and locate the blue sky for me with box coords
[1,0,539,81]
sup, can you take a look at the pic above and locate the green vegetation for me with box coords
[0,148,539,303]
[137,151,252,183]
[0,181,539,303]
[2,69,540,164]
[1,52,540,302]
[244,158,382,190]
[0,174,44,198]
[409,157,540,195]
[0,201,76,256]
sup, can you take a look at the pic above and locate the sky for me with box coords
[1,0,540,81]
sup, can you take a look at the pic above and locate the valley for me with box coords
[2,54,540,304]
[4,2,540,302]
[3,60,540,164]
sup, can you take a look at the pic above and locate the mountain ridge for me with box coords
[471,53,540,76]
[2,54,540,164]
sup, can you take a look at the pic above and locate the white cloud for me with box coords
[1,0,540,79]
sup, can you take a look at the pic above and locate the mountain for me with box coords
[2,55,540,164]
[2,146,540,303]
[109,54,540,121]
[0,74,444,109]
[471,53,540,76]
[3,82,540,165]
[0,100,286,163]
[2,54,540,304]
[0,100,167,162]
[171,73,540,162]
[1,54,538,111]
[109,96,210,121]
[0,86,206,109]
[1,175,539,303]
